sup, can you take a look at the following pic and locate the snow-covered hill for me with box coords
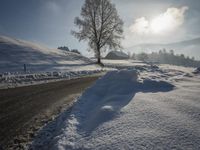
[0,36,94,73]
[0,36,107,89]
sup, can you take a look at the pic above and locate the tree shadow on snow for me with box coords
[80,80,174,134]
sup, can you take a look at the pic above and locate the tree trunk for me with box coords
[97,57,101,64]
[96,49,104,66]
[97,51,101,64]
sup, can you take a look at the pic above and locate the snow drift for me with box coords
[31,70,175,149]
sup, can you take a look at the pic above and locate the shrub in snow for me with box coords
[52,72,60,77]
[71,49,81,55]
[57,46,70,51]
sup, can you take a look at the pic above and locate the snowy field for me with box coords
[31,65,200,150]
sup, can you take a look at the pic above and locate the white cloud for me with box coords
[129,17,150,34]
[129,6,188,35]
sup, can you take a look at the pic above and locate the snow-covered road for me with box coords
[31,68,200,150]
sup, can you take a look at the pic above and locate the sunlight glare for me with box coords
[150,14,174,34]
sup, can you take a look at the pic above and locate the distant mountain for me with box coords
[0,36,93,73]
[127,37,200,60]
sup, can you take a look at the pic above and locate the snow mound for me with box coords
[31,70,174,149]
[0,36,93,73]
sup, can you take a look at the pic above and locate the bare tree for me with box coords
[72,0,123,65]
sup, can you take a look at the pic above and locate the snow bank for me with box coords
[31,70,174,149]
[0,70,105,89]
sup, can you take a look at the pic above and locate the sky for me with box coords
[0,0,200,56]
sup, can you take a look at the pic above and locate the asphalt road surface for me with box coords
[0,75,101,149]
